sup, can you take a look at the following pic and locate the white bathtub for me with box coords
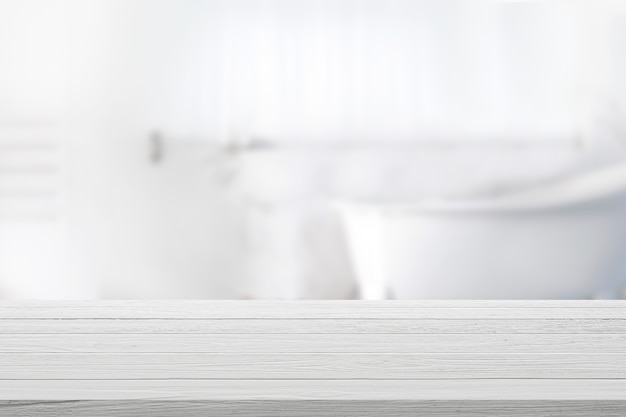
[338,163,626,299]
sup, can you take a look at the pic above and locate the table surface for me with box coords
[2,300,626,416]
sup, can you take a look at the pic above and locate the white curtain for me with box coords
[205,0,607,144]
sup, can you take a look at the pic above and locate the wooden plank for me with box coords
[3,353,626,379]
[4,379,626,401]
[2,300,626,319]
[2,400,626,417]
[3,333,626,353]
[3,301,626,416]
[1,333,625,353]
[2,318,626,333]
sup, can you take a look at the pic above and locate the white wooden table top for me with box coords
[2,300,626,416]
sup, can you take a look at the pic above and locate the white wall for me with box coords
[0,0,247,299]
[60,0,246,298]
[0,0,71,298]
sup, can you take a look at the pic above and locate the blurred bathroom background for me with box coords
[3,0,626,299]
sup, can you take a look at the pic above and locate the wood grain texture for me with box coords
[4,333,626,353]
[4,353,626,379]
[2,400,626,417]
[2,300,626,318]
[5,379,626,401]
[3,318,626,333]
[2,300,626,416]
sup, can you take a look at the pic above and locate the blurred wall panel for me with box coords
[0,0,246,299]
[0,0,75,298]
[60,0,245,299]
[2,0,626,299]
